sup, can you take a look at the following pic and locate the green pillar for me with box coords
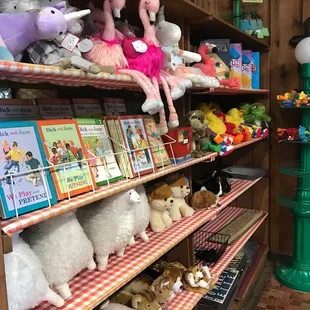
[276,65,310,292]
[234,0,240,29]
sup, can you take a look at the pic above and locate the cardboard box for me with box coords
[229,43,242,84]
[252,52,260,89]
[242,50,253,89]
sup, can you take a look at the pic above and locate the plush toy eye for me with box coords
[215,62,221,67]
[159,290,162,294]
[181,185,183,189]
[59,32,63,35]
[14,5,17,9]
[165,198,167,201]
[51,10,55,14]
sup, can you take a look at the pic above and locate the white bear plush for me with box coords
[77,189,141,270]
[5,231,64,310]
[22,212,96,300]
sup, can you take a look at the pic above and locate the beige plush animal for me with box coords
[111,290,161,310]
[123,275,153,295]
[148,183,174,233]
[190,190,217,210]
[166,173,195,221]
[149,275,172,304]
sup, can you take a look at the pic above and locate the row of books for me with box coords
[0,115,171,219]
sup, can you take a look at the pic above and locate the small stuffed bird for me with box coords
[226,108,244,127]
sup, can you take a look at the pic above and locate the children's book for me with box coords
[114,116,156,177]
[143,116,171,168]
[77,118,123,186]
[0,121,57,219]
[103,97,126,116]
[104,117,133,178]
[0,99,39,120]
[37,119,96,200]
[72,98,103,118]
[37,99,73,119]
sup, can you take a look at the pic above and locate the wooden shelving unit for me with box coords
[32,179,265,310]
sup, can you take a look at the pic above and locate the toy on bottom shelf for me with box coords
[190,189,218,210]
[5,231,65,310]
[166,173,195,221]
[148,183,174,233]
[77,189,141,270]
[277,126,310,142]
[22,212,96,300]
[0,2,90,61]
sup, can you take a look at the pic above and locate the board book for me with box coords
[77,118,123,186]
[37,99,73,119]
[115,115,156,177]
[0,121,57,219]
[143,116,171,168]
[0,99,39,120]
[72,98,103,118]
[37,119,96,200]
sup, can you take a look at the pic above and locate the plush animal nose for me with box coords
[150,21,155,25]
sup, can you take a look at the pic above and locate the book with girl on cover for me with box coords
[37,119,96,200]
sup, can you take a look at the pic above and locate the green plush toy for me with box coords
[240,103,271,126]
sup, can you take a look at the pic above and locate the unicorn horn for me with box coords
[157,5,165,24]
[64,9,91,21]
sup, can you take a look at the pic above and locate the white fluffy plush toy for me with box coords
[5,231,65,310]
[77,189,141,270]
[100,300,134,310]
[133,185,151,242]
[166,173,195,221]
[22,212,96,301]
[0,0,40,12]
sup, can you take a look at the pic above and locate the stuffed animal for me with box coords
[148,182,174,233]
[22,212,96,300]
[190,190,217,210]
[182,265,213,294]
[111,289,161,310]
[100,301,134,310]
[240,103,271,127]
[0,2,90,60]
[0,0,40,12]
[122,275,153,295]
[158,263,184,296]
[149,274,173,304]
[77,189,140,270]
[166,173,194,221]
[5,232,65,310]
[132,185,151,242]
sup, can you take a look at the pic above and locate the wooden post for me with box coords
[0,234,8,310]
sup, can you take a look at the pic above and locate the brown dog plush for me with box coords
[190,190,217,210]
[148,183,174,233]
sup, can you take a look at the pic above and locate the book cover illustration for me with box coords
[37,120,96,200]
[77,118,123,186]
[0,121,56,219]
[117,116,156,177]
[201,39,231,67]
[229,43,242,84]
[72,98,103,118]
[143,116,171,168]
[103,97,126,116]
[37,99,73,119]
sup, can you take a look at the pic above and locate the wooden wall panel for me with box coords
[270,0,303,255]
[0,235,8,310]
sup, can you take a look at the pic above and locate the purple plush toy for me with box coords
[0,1,90,60]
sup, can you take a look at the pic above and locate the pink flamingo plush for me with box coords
[193,43,241,89]
[84,0,164,116]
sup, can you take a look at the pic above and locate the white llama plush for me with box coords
[0,0,40,12]
[22,212,96,301]
[133,185,151,242]
[166,173,195,221]
[77,189,141,270]
[5,231,65,310]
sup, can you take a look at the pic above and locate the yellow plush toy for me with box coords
[226,108,244,128]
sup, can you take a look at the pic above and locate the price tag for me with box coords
[77,39,93,53]
[170,54,183,70]
[132,40,148,53]
[60,33,80,52]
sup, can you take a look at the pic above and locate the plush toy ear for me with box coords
[54,1,66,13]
[88,1,95,10]
[132,295,143,309]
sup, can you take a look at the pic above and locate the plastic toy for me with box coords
[277,128,299,142]
[0,2,90,60]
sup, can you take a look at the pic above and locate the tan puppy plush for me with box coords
[148,183,174,233]
[166,173,195,221]
[190,190,217,210]
[123,275,153,295]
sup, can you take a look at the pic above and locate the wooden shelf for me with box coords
[1,137,267,237]
[165,207,268,310]
[33,179,263,310]
[191,87,270,96]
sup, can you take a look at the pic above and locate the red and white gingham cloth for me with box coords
[32,179,263,310]
[166,209,268,310]
[1,136,267,237]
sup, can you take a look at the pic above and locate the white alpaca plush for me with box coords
[0,0,40,13]
[22,212,96,301]
[100,300,133,310]
[166,173,194,221]
[133,185,151,242]
[5,232,64,310]
[77,189,141,270]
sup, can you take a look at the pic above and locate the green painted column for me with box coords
[234,0,241,29]
[276,64,310,292]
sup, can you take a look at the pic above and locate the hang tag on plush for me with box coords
[256,30,264,39]
[77,39,93,53]
[132,40,148,53]
[61,33,80,52]
[170,54,183,70]
[262,28,270,37]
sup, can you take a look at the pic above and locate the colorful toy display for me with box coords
[277,90,310,108]
[277,126,310,142]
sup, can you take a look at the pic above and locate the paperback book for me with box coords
[37,119,96,200]
[37,99,73,119]
[72,98,103,118]
[77,118,123,186]
[143,116,171,168]
[0,121,56,219]
[103,97,126,116]
[115,115,156,177]
[0,99,39,120]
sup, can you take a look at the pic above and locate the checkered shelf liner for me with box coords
[1,137,267,237]
[32,179,261,310]
[0,61,141,91]
[165,208,268,310]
